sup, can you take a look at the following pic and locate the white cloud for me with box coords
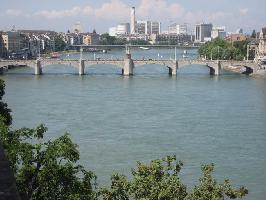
[6,9,22,16]
[94,0,130,20]
[239,8,248,16]
[30,0,185,22]
[34,7,82,19]
[137,0,185,20]
[32,0,130,21]
[207,11,230,21]
[30,0,233,28]
[82,6,94,16]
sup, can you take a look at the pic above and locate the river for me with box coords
[1,48,266,199]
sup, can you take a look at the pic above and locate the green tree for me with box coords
[99,174,130,200]
[100,33,117,45]
[100,156,247,200]
[187,164,248,199]
[55,35,66,52]
[199,38,245,60]
[0,123,97,200]
[0,79,12,125]
[233,41,248,57]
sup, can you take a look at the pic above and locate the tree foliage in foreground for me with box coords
[100,156,248,200]
[0,122,97,200]
[0,79,12,125]
[0,79,248,199]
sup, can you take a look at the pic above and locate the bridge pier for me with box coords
[209,61,221,75]
[168,61,178,76]
[79,60,85,75]
[123,54,134,76]
[35,60,42,75]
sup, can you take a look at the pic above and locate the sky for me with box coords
[0,0,265,34]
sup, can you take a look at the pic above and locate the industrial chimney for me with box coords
[131,7,136,34]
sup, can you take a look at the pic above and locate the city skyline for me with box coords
[0,0,265,33]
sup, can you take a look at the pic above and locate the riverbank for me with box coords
[223,64,266,78]
[252,69,266,78]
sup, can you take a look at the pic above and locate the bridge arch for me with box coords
[133,63,171,75]
[84,63,124,75]
[134,60,178,75]
[85,63,124,69]
[178,61,221,75]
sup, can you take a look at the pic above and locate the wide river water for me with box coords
[1,48,266,199]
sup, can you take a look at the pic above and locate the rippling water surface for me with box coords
[2,48,266,199]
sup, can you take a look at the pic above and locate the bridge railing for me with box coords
[0,58,257,64]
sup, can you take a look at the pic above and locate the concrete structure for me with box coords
[2,31,28,56]
[169,23,187,35]
[116,23,130,35]
[131,7,136,34]
[257,27,266,59]
[136,20,161,35]
[0,32,8,57]
[211,27,226,39]
[82,32,100,45]
[136,21,150,35]
[1,56,259,77]
[35,59,42,75]
[123,54,134,75]
[195,23,213,43]
[79,59,85,75]
[151,21,161,35]
[225,33,247,44]
[150,33,194,45]
[72,22,83,34]
[0,30,57,59]
[177,24,187,35]
[109,23,130,36]
[0,32,5,57]
[123,34,149,41]
[66,33,83,46]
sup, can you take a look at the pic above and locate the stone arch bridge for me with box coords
[0,57,258,76]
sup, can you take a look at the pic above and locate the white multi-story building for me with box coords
[136,20,161,35]
[169,23,187,35]
[177,24,187,35]
[195,23,213,43]
[211,27,226,39]
[116,23,130,35]
[151,21,161,35]
[136,21,151,35]
[109,23,130,36]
